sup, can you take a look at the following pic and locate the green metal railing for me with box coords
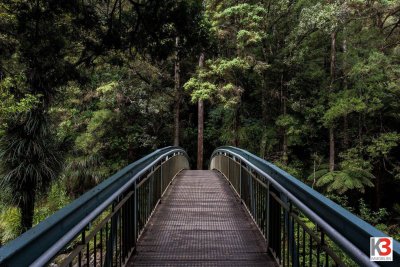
[210,146,400,267]
[0,147,189,267]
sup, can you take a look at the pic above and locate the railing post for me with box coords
[160,160,163,195]
[239,159,242,197]
[250,169,254,216]
[149,167,153,215]
[105,202,118,267]
[134,182,137,249]
[266,181,270,248]
[81,230,86,266]
[228,155,230,180]
[288,201,298,267]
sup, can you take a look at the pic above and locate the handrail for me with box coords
[211,146,400,267]
[0,146,189,266]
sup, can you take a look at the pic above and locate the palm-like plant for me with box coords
[309,160,375,194]
[0,110,63,233]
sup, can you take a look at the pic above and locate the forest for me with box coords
[0,0,399,246]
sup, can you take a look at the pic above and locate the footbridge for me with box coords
[0,147,399,266]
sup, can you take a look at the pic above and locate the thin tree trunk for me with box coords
[19,191,35,234]
[281,74,288,165]
[329,31,337,172]
[342,37,349,149]
[312,154,317,189]
[260,77,268,158]
[358,113,362,145]
[343,115,349,148]
[329,128,335,171]
[173,37,181,146]
[197,52,205,170]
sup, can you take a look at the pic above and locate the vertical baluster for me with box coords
[81,230,86,267]
[94,231,97,266]
[139,184,142,234]
[256,180,258,225]
[271,194,276,257]
[100,227,103,266]
[138,185,141,232]
[317,227,321,267]
[104,209,111,266]
[134,182,137,250]
[297,221,300,266]
[282,206,285,267]
[239,160,242,197]
[250,172,254,217]
[151,168,154,207]
[261,184,264,236]
[119,208,122,267]
[321,231,328,267]
[147,178,150,220]
[123,198,126,259]
[259,183,262,227]
[86,234,89,267]
[266,181,270,248]
[128,192,132,254]
[309,234,312,267]
[302,227,305,267]
[286,210,290,267]
[114,207,117,267]
[288,202,298,267]
[161,161,164,195]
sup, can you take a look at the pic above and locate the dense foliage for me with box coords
[1,0,399,244]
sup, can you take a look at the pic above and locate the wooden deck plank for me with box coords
[127,170,275,266]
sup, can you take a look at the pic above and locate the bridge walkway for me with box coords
[127,170,275,266]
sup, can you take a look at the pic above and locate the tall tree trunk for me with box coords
[197,52,205,170]
[281,74,288,165]
[260,77,268,158]
[358,113,362,145]
[343,115,349,148]
[342,37,349,149]
[329,31,337,172]
[19,191,35,234]
[173,37,181,146]
[329,128,335,172]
